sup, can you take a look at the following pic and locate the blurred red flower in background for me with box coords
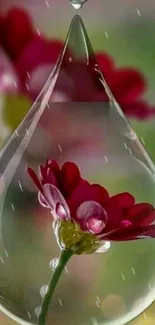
[28,160,155,242]
[0,7,155,120]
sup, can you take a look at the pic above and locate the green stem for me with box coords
[38,249,73,325]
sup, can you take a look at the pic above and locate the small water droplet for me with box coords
[72,3,81,9]
[40,285,48,298]
[50,258,59,270]
[95,241,111,253]
[34,306,41,318]
[70,0,87,10]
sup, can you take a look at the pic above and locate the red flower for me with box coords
[16,37,64,98]
[96,53,155,120]
[1,7,155,120]
[0,8,35,61]
[16,33,155,119]
[28,160,155,242]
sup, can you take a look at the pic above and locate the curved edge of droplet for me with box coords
[96,281,155,325]
[0,302,34,325]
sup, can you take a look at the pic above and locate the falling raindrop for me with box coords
[0,13,155,325]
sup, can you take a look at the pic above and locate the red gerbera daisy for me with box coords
[28,160,155,253]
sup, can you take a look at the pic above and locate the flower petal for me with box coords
[121,101,155,120]
[27,167,42,192]
[110,192,135,209]
[61,161,81,196]
[42,183,70,220]
[38,192,49,208]
[127,203,154,226]
[68,182,109,216]
[1,8,34,60]
[109,68,146,102]
[103,199,123,232]
[16,37,63,83]
[96,53,115,76]
[103,225,155,241]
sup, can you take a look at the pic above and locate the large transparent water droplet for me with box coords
[0,14,155,325]
[70,0,88,9]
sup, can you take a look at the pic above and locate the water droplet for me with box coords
[95,241,111,253]
[0,11,155,325]
[34,306,41,317]
[70,0,87,9]
[40,285,48,298]
[50,258,59,270]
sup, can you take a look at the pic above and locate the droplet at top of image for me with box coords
[70,0,88,10]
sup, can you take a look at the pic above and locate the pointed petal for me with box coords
[27,167,42,192]
[61,161,81,196]
[103,199,123,232]
[38,192,49,208]
[103,225,155,241]
[127,203,154,226]
[42,184,70,220]
[121,101,155,120]
[96,53,115,76]
[109,68,146,102]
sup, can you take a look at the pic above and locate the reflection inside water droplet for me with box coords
[34,306,41,318]
[50,258,59,270]
[40,285,48,298]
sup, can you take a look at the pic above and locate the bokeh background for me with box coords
[0,0,155,324]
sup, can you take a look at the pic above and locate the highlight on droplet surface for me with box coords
[49,258,59,271]
[70,0,88,9]
[0,12,155,325]
[40,285,48,298]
